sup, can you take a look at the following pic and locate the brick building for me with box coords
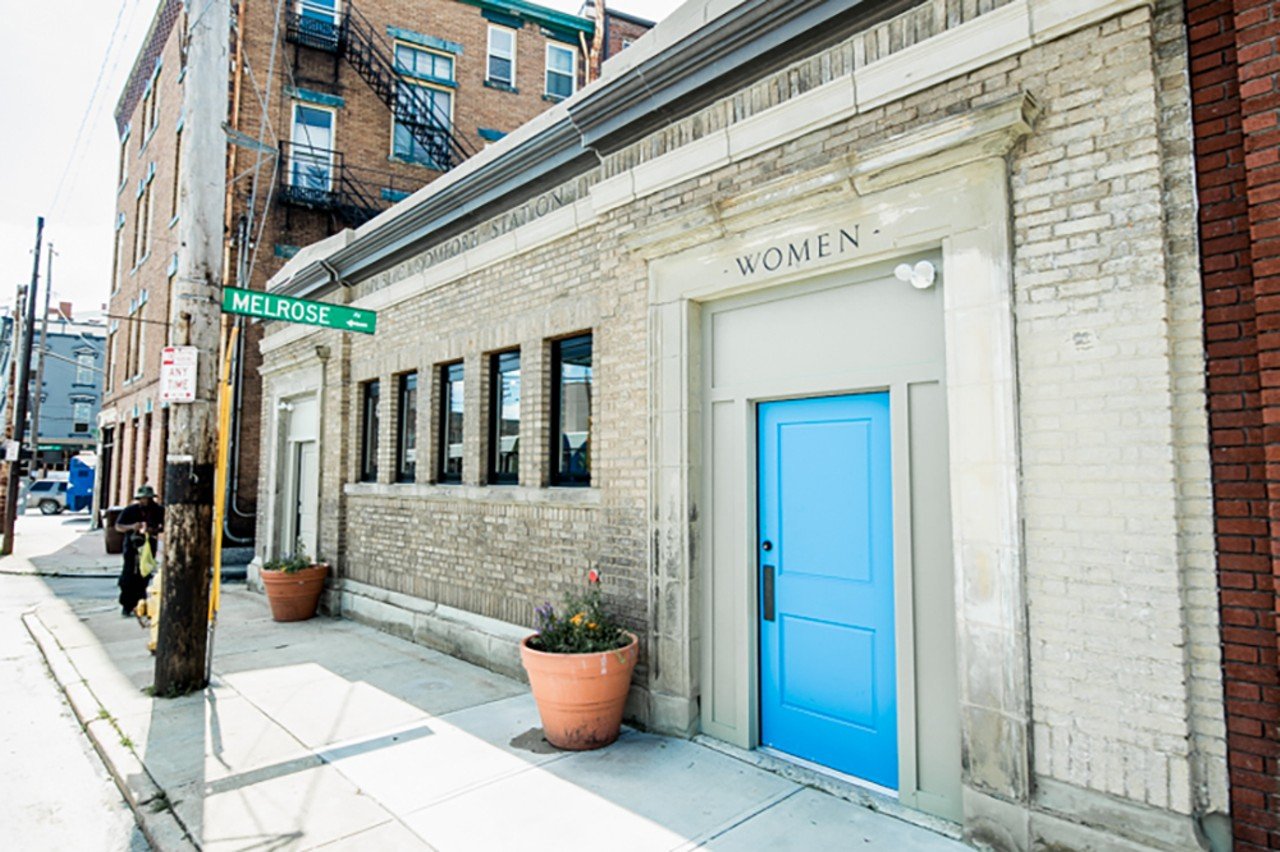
[253,0,1239,848]
[97,0,625,542]
[1184,1,1280,850]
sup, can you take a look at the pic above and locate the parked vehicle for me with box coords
[25,479,68,515]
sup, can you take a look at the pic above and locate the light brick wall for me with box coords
[260,0,1224,835]
[1011,4,1222,816]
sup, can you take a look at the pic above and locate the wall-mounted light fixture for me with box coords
[894,260,937,290]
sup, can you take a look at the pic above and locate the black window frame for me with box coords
[395,371,418,483]
[488,349,520,485]
[359,379,380,483]
[437,361,465,483]
[550,333,593,487]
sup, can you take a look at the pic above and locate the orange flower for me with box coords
[570,612,586,626]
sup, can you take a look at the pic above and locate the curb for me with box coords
[22,608,199,851]
[0,570,118,579]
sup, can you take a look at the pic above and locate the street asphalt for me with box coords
[9,513,970,851]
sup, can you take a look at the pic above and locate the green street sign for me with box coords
[221,286,376,335]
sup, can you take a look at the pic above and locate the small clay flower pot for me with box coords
[261,563,328,622]
[520,631,638,750]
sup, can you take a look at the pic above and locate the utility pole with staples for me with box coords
[2,217,43,555]
[154,0,230,695]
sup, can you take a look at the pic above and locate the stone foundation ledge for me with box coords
[331,577,530,682]
[244,568,674,734]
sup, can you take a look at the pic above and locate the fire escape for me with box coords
[280,1,475,228]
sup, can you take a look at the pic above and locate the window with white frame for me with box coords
[392,43,454,169]
[73,401,93,433]
[289,103,334,193]
[117,130,129,188]
[76,353,95,385]
[487,26,515,87]
[133,173,154,266]
[148,69,160,137]
[545,43,576,99]
[105,328,117,394]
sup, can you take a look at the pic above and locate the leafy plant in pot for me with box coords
[521,569,638,750]
[260,550,328,622]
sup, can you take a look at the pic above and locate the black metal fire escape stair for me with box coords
[287,2,474,171]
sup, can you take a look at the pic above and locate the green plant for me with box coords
[263,550,314,574]
[528,569,629,654]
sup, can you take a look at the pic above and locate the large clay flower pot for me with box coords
[261,564,328,622]
[520,632,638,750]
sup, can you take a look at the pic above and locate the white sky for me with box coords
[0,0,686,316]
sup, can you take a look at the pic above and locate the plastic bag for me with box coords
[138,538,157,578]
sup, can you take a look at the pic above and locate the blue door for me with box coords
[758,392,896,788]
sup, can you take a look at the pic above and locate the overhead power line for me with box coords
[49,0,142,218]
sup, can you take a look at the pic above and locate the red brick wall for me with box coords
[1186,1,1280,849]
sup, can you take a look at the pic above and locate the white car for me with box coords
[25,479,68,515]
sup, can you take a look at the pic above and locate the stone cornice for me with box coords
[623,92,1042,260]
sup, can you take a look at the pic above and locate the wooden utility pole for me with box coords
[2,217,43,555]
[28,243,53,476]
[154,0,229,695]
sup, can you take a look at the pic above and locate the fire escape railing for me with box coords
[284,2,474,172]
[278,142,420,228]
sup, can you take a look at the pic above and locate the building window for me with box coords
[76,353,95,385]
[133,173,154,266]
[395,42,453,82]
[545,43,576,99]
[171,129,182,218]
[73,401,92,433]
[104,330,116,394]
[297,0,340,45]
[148,70,160,137]
[488,350,520,484]
[117,132,128,189]
[396,372,417,483]
[393,80,452,169]
[487,26,515,87]
[551,334,592,486]
[438,361,464,483]
[289,103,334,194]
[360,379,379,482]
[112,226,124,294]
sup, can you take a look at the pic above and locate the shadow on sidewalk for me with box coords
[31,575,967,851]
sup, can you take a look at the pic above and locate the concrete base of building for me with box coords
[960,782,1222,852]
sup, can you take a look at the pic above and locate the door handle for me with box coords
[762,564,775,622]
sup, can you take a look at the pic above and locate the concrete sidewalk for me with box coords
[25,583,968,851]
[0,511,118,577]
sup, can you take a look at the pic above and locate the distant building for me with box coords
[0,302,106,473]
[99,0,625,535]
[581,1,653,70]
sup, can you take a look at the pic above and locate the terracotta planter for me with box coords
[261,564,328,622]
[520,632,638,750]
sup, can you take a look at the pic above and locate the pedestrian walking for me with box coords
[115,485,163,617]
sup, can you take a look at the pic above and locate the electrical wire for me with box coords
[48,0,145,218]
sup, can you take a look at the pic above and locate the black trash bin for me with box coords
[103,506,125,555]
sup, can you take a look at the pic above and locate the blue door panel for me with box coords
[759,393,896,788]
